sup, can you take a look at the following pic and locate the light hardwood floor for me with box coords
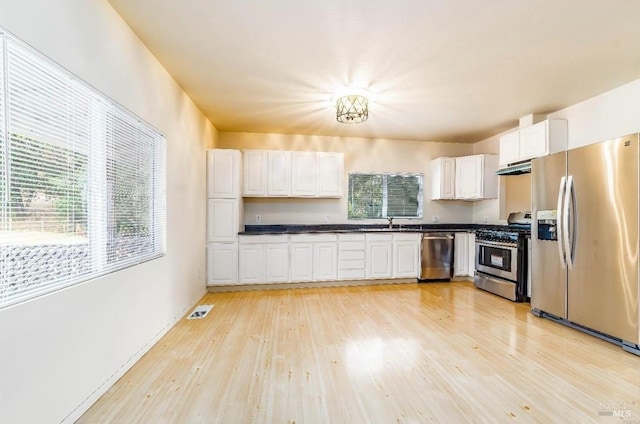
[79,282,640,423]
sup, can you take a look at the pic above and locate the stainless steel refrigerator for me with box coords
[531,133,639,354]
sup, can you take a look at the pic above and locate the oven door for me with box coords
[476,240,518,281]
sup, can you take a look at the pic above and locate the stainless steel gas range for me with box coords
[474,212,531,302]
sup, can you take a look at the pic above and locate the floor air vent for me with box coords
[187,304,214,320]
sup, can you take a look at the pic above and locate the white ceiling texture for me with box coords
[108,0,640,143]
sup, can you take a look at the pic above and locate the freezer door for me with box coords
[531,151,568,318]
[567,134,639,344]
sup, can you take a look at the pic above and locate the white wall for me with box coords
[217,132,476,225]
[0,1,216,423]
[548,78,640,149]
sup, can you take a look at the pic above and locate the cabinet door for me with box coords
[431,157,456,200]
[317,152,344,197]
[207,149,240,198]
[243,150,267,196]
[238,243,264,283]
[393,241,420,278]
[455,156,483,199]
[313,242,338,281]
[468,233,476,276]
[291,152,318,197]
[267,151,291,196]
[207,243,237,285]
[264,243,289,283]
[366,241,393,279]
[499,131,520,166]
[290,243,314,282]
[207,199,238,242]
[454,233,469,277]
[519,121,548,161]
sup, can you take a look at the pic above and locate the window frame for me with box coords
[0,30,166,309]
[347,172,424,220]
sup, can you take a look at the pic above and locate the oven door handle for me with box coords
[556,175,567,268]
[475,240,518,249]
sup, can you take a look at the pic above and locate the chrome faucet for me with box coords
[387,216,394,229]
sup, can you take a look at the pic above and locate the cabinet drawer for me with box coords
[339,241,366,251]
[290,233,337,243]
[338,269,366,280]
[339,259,366,270]
[392,233,421,242]
[339,233,365,242]
[339,250,365,261]
[239,235,288,244]
[366,233,393,242]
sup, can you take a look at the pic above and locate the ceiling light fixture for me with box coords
[336,95,368,124]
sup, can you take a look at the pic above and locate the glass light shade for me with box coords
[336,95,368,124]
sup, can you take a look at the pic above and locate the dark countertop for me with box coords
[239,223,512,235]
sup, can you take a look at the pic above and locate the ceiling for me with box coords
[107,0,640,143]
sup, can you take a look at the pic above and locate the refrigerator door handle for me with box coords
[564,175,574,269]
[557,176,567,268]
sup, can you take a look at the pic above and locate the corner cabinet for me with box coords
[454,154,498,200]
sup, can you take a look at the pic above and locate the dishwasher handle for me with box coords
[422,234,454,240]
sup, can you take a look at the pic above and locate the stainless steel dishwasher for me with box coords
[419,233,454,280]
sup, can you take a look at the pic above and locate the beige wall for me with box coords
[0,1,216,423]
[217,132,477,225]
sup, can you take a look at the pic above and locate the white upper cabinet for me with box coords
[317,152,344,197]
[430,157,456,200]
[499,119,568,166]
[243,150,267,196]
[291,152,318,196]
[498,131,520,166]
[267,150,292,196]
[243,149,343,198]
[455,154,498,200]
[207,149,241,199]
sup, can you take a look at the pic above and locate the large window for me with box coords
[348,173,423,219]
[0,33,166,308]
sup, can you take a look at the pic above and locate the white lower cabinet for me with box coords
[207,243,238,285]
[238,235,289,284]
[392,233,421,278]
[314,243,338,281]
[366,234,393,279]
[454,232,475,277]
[290,242,314,282]
[289,234,338,283]
[338,233,366,280]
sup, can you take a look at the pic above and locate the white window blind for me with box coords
[0,33,166,308]
[347,173,423,219]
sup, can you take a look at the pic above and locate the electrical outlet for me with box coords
[255,214,262,223]
[432,215,440,223]
[484,216,489,224]
[324,214,331,224]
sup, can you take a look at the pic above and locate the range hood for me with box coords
[496,161,531,176]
